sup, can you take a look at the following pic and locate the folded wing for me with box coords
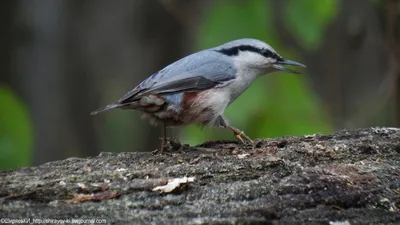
[118,50,236,104]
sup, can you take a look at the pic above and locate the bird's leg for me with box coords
[161,122,168,151]
[216,116,253,144]
[227,125,253,144]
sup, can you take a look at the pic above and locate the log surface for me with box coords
[1,128,400,224]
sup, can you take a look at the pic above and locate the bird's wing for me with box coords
[118,50,236,104]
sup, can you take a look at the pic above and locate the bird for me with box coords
[91,38,305,151]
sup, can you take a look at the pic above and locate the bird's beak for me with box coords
[272,59,306,74]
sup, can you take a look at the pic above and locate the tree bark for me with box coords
[1,128,399,224]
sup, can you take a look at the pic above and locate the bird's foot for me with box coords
[153,144,169,154]
[153,137,182,154]
[152,138,169,154]
[232,128,253,144]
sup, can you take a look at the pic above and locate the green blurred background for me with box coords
[0,0,399,170]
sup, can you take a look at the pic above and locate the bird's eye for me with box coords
[262,50,271,58]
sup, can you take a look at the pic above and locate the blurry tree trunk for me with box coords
[11,0,204,165]
[0,1,17,85]
[385,0,400,126]
[272,0,398,128]
[15,0,98,164]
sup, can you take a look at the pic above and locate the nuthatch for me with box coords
[91,38,305,150]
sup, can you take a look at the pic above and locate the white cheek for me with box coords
[233,51,275,79]
[227,51,267,104]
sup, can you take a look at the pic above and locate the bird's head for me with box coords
[214,38,305,75]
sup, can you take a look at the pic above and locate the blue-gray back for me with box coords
[118,50,237,104]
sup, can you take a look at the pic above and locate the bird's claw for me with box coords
[233,129,253,144]
[156,137,182,154]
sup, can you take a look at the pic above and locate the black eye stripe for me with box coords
[262,50,283,61]
[216,45,282,61]
[216,45,259,56]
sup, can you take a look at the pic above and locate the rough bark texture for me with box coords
[1,128,400,224]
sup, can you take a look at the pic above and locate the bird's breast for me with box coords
[180,89,230,125]
[225,69,258,104]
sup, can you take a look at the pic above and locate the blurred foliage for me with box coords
[284,0,338,51]
[0,86,33,170]
[181,0,334,145]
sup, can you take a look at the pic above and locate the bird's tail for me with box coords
[90,103,120,115]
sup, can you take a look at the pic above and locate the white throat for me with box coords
[223,52,268,105]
